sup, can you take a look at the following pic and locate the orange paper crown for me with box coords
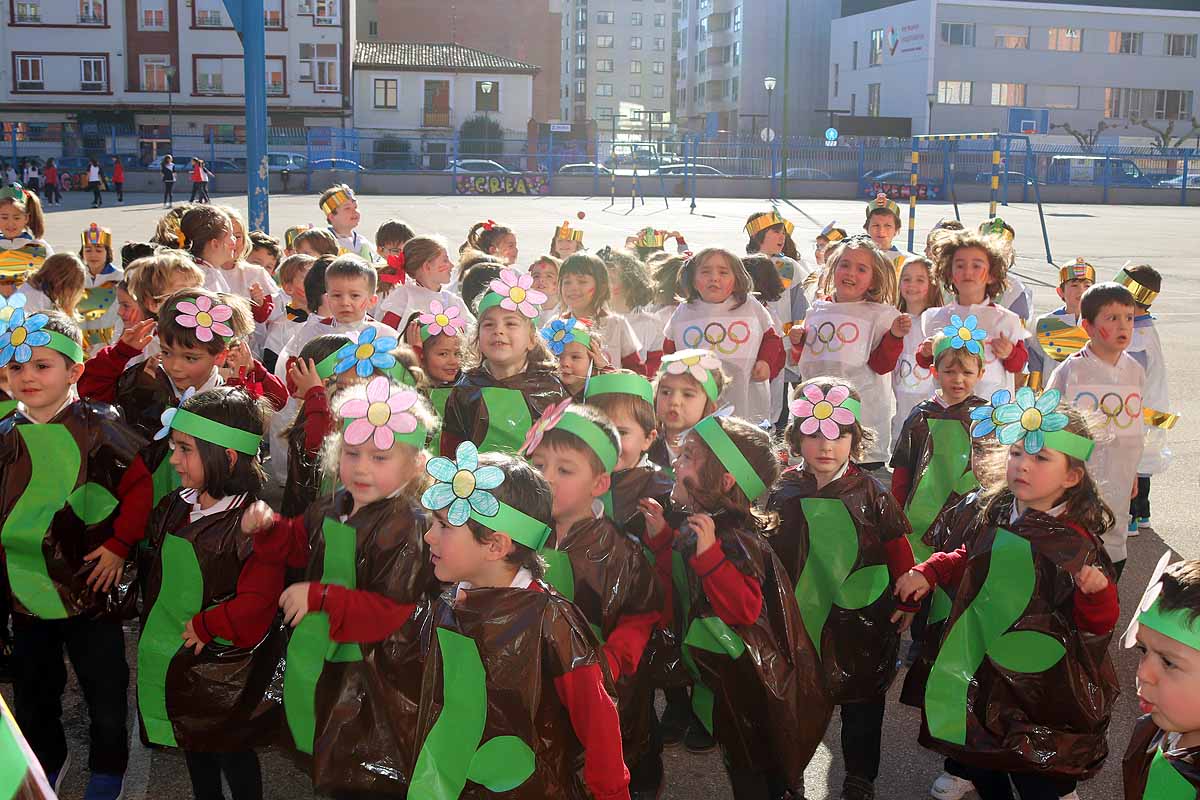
[555,221,584,242]
[745,211,795,238]
[865,192,901,219]
[81,222,112,249]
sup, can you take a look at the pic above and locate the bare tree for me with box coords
[1049,120,1115,151]
[1129,116,1200,152]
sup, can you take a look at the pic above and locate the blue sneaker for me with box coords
[1128,518,1140,537]
[1138,516,1152,529]
[83,771,124,800]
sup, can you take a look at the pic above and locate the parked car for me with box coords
[972,170,1045,186]
[1046,155,1153,186]
[558,162,613,176]
[309,158,366,172]
[145,156,189,172]
[1157,174,1200,189]
[654,163,726,177]
[773,167,833,180]
[862,170,915,184]
[446,159,514,174]
[263,152,308,172]
[203,159,245,173]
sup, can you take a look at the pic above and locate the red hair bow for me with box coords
[482,219,496,231]
[383,253,407,284]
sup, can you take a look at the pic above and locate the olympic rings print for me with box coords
[896,358,933,389]
[681,320,752,355]
[806,321,861,356]
[1073,390,1143,430]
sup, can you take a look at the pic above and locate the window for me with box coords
[596,59,613,72]
[597,35,613,48]
[940,23,976,46]
[990,82,1025,106]
[576,79,586,95]
[368,20,378,36]
[475,80,499,112]
[79,0,103,23]
[654,13,665,26]
[138,0,166,29]
[374,78,397,108]
[263,0,283,27]
[732,41,740,65]
[1156,89,1194,119]
[80,57,106,91]
[851,40,858,70]
[732,77,739,101]
[630,84,642,97]
[596,11,614,24]
[15,56,43,90]
[869,28,884,65]
[632,12,643,25]
[1109,31,1141,54]
[195,0,224,26]
[733,5,741,31]
[576,7,586,23]
[832,63,839,97]
[1165,33,1197,57]
[595,83,613,96]
[265,58,284,94]
[196,58,225,93]
[654,37,665,50]
[577,32,586,47]
[653,61,664,74]
[631,36,642,49]
[1047,27,1082,52]
[300,43,339,89]
[14,2,40,23]
[140,55,170,91]
[850,92,856,115]
[314,0,339,25]
[1038,84,1079,109]
[630,60,642,73]
[937,80,972,105]
[1104,88,1193,120]
[577,56,587,72]
[652,85,664,98]
[867,83,881,116]
[596,107,612,118]
[993,26,1028,49]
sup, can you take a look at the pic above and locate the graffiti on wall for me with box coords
[456,174,549,196]
[864,181,941,201]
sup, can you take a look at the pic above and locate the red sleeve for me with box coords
[913,545,967,589]
[302,386,335,453]
[619,351,646,375]
[890,466,912,505]
[690,541,762,626]
[884,536,920,613]
[755,329,785,380]
[380,310,403,330]
[78,340,140,403]
[251,293,275,324]
[192,555,286,647]
[660,337,676,357]
[868,331,904,375]
[253,514,310,569]
[553,664,631,800]
[227,360,287,411]
[643,349,662,377]
[1072,580,1119,636]
[915,347,933,370]
[1001,339,1028,373]
[308,582,416,643]
[102,455,153,559]
[788,327,805,366]
[601,611,659,681]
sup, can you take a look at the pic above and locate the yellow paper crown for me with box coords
[320,188,355,217]
[1059,257,1096,285]
[636,228,667,248]
[820,221,846,243]
[979,217,1015,242]
[555,221,584,242]
[1115,268,1159,307]
[284,224,313,249]
[745,211,795,238]
[81,222,112,249]
[866,192,901,219]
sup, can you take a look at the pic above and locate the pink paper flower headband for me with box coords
[789,384,861,440]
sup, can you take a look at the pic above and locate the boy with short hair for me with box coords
[292,228,339,259]
[263,253,314,373]
[375,219,415,291]
[522,402,664,798]
[1046,282,1145,575]
[281,224,313,257]
[863,193,916,270]
[246,231,282,276]
[0,311,152,800]
[1124,558,1200,797]
[1026,257,1095,390]
[318,184,375,261]
[1118,264,1171,533]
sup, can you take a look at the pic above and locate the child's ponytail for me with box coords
[461,220,512,256]
[21,188,45,238]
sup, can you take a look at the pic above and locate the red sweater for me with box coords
[250,293,275,324]
[192,553,286,648]
[913,525,1119,636]
[644,526,763,627]
[100,455,153,559]
[226,360,287,411]
[78,339,141,403]
[659,327,786,381]
[301,385,335,452]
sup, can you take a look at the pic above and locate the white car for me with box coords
[446,159,514,174]
[1157,174,1200,188]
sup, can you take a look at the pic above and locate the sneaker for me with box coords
[683,720,716,753]
[1128,518,1140,537]
[1059,793,1080,800]
[84,771,124,800]
[841,775,875,800]
[930,771,974,800]
[1138,516,1152,529]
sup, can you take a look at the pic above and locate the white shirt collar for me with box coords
[17,388,78,423]
[180,489,246,522]
[1010,500,1068,523]
[167,367,222,399]
[454,567,534,602]
[802,459,850,484]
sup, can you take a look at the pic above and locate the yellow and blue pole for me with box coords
[989,139,1001,219]
[907,144,920,251]
[223,0,269,232]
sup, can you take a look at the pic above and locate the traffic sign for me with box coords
[824,127,839,141]
[760,127,776,143]
[550,123,572,133]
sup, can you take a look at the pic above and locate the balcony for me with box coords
[423,108,451,128]
[15,11,41,23]
[79,12,104,24]
[197,78,225,95]
[196,10,224,26]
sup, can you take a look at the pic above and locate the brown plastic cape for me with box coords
[281,410,324,517]
[116,360,176,440]
[543,517,661,770]
[137,491,286,751]
[890,396,986,532]
[283,490,439,796]
[410,582,609,800]
[916,498,1119,778]
[440,363,567,454]
[1123,714,1200,799]
[674,519,831,792]
[766,465,911,704]
[0,399,145,620]
[608,462,687,688]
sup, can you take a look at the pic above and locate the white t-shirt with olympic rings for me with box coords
[890,312,936,451]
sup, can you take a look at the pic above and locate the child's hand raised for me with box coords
[288,358,325,398]
[1075,564,1109,595]
[240,500,276,535]
[788,325,806,348]
[687,513,718,557]
[405,318,423,349]
[119,319,156,352]
[989,334,1014,360]
[638,498,667,540]
[182,620,206,655]
[751,360,770,381]
[280,583,312,626]
[890,315,913,337]
[894,569,932,603]
[917,337,934,361]
[249,282,266,306]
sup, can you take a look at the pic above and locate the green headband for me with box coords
[47,331,84,364]
[475,291,515,318]
[169,408,262,455]
[1138,597,1200,652]
[471,502,553,551]
[933,335,985,363]
[585,372,654,405]
[1041,429,1095,462]
[693,415,767,501]
[315,350,341,380]
[555,408,619,473]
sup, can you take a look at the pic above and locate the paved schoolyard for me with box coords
[11,187,1200,798]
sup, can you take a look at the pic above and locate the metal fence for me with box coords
[1,121,1195,203]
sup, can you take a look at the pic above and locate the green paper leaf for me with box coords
[691,683,715,735]
[478,387,533,454]
[66,482,118,525]
[928,586,952,625]
[539,548,575,603]
[835,564,890,611]
[987,630,1066,674]
[0,696,34,800]
[904,418,975,553]
[1146,749,1196,800]
[684,616,745,659]
[467,736,536,791]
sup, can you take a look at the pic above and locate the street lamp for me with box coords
[763,76,776,140]
[165,65,177,153]
[927,90,937,135]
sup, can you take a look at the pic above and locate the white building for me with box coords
[830,0,1200,142]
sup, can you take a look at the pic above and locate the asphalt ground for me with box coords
[5,187,1198,799]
